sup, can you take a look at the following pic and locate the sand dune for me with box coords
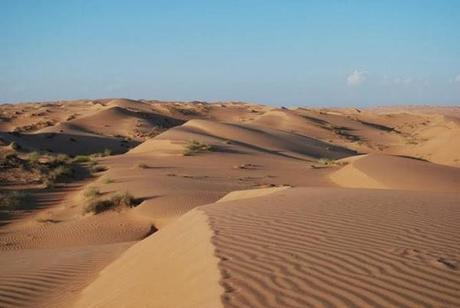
[0,131,135,155]
[1,100,459,307]
[330,154,460,191]
[408,123,460,167]
[76,209,223,308]
[64,106,182,140]
[204,187,460,307]
[0,211,152,250]
[135,119,357,160]
[78,187,460,307]
[216,186,290,203]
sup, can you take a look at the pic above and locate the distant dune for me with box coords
[330,154,460,191]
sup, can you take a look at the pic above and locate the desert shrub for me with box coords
[35,213,59,223]
[43,178,55,189]
[27,151,41,163]
[10,141,21,150]
[183,140,213,156]
[46,165,74,184]
[83,192,139,214]
[84,199,116,214]
[91,148,112,158]
[73,155,91,163]
[0,191,32,212]
[313,158,347,168]
[54,153,70,164]
[53,165,74,179]
[111,192,137,208]
[84,187,101,199]
[318,158,337,166]
[0,151,16,162]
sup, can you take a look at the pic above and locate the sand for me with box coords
[1,99,459,307]
[330,154,460,191]
[78,187,460,307]
[76,209,223,308]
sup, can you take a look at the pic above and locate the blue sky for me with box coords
[1,0,460,106]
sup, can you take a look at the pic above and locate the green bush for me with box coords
[27,151,41,163]
[10,141,20,150]
[54,153,70,164]
[84,187,101,199]
[73,155,91,163]
[0,191,32,211]
[47,165,74,182]
[312,158,347,168]
[91,149,112,158]
[183,140,213,156]
[318,158,337,166]
[84,199,116,214]
[83,192,139,214]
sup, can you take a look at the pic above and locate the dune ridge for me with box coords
[75,209,223,308]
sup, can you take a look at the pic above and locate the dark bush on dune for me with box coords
[83,192,140,214]
[0,191,33,212]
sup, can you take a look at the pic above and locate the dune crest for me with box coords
[75,209,223,308]
[217,186,290,203]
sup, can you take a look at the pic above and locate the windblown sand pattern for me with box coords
[0,243,130,308]
[202,187,460,307]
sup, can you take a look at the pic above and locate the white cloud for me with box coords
[347,70,367,86]
[455,74,460,84]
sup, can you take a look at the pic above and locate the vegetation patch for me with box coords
[35,213,60,223]
[91,148,112,158]
[83,192,140,214]
[73,155,91,163]
[183,140,214,156]
[312,158,348,168]
[0,191,33,212]
[84,186,101,199]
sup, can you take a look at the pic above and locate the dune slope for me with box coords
[203,187,460,307]
[76,209,223,308]
[329,154,460,191]
[79,187,460,307]
[134,119,356,160]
